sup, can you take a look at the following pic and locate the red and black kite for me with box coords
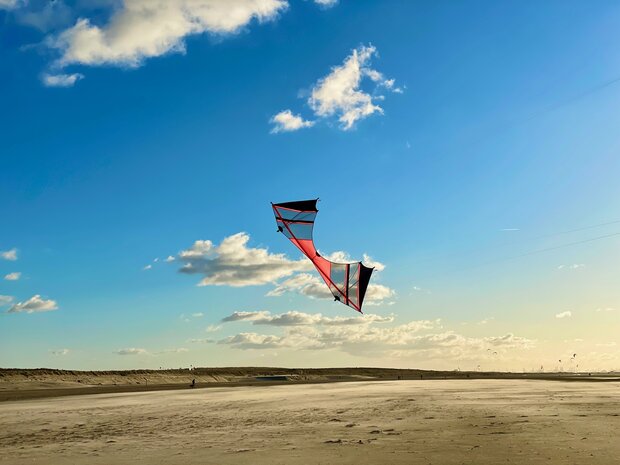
[271,199,374,313]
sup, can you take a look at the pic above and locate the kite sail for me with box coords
[271,199,374,313]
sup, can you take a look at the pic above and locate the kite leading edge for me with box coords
[271,199,374,313]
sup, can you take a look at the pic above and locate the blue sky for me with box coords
[1,0,619,371]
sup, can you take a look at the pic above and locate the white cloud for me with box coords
[188,338,216,344]
[206,324,222,332]
[143,264,152,270]
[0,0,23,10]
[272,44,401,131]
[596,307,617,313]
[314,0,338,7]
[49,349,70,356]
[555,311,572,319]
[1,248,18,261]
[176,233,394,305]
[217,316,534,359]
[381,78,404,93]
[362,253,385,271]
[4,272,21,281]
[266,272,327,297]
[191,312,204,318]
[7,295,58,314]
[14,0,73,32]
[48,0,288,71]
[557,264,585,270]
[264,251,393,304]
[363,283,396,306]
[165,255,175,262]
[270,110,314,133]
[178,232,311,287]
[266,271,395,306]
[114,348,148,355]
[0,295,14,306]
[42,72,84,87]
[155,347,189,354]
[483,333,533,348]
[309,44,400,130]
[222,310,394,326]
[308,44,382,130]
[219,332,289,349]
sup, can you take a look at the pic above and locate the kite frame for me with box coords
[272,199,372,313]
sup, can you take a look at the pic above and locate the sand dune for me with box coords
[3,367,618,402]
[1,379,619,464]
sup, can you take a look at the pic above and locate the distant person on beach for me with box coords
[191,379,195,388]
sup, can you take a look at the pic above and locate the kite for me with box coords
[271,199,374,313]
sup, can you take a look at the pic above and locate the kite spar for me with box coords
[271,199,373,313]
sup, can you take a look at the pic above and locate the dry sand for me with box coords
[1,379,619,465]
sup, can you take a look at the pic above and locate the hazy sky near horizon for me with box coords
[1,0,619,372]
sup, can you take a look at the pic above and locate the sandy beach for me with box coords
[1,379,619,465]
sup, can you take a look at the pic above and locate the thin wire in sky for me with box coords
[425,230,620,280]
[413,218,620,268]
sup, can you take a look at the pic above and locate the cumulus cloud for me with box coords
[47,0,287,74]
[265,251,393,304]
[270,110,314,133]
[177,233,311,287]
[266,273,328,298]
[206,324,222,332]
[4,272,21,281]
[175,233,394,305]
[218,317,439,351]
[272,44,401,131]
[222,310,394,326]
[555,311,572,319]
[266,272,395,306]
[42,72,84,87]
[7,295,58,314]
[310,44,391,129]
[1,248,18,261]
[143,264,152,270]
[217,316,534,360]
[362,253,385,271]
[165,255,175,262]
[0,295,14,306]
[49,349,70,356]
[114,348,148,355]
[219,332,289,349]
